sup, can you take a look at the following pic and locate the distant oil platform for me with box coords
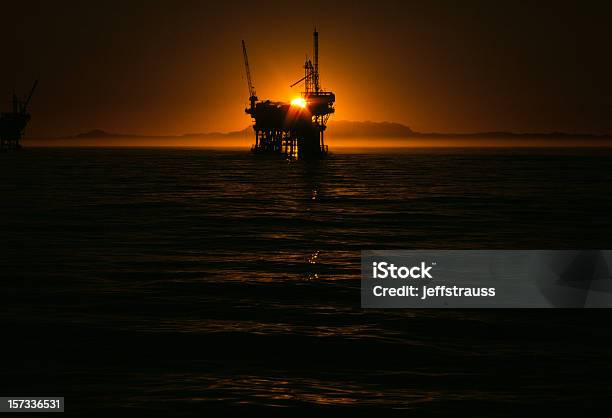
[242,29,335,158]
[0,81,38,152]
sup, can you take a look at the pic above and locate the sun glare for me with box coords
[290,97,307,108]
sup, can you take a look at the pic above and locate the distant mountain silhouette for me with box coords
[180,128,251,138]
[70,128,251,139]
[326,121,415,137]
[74,129,120,138]
[32,121,612,144]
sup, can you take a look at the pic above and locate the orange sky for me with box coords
[3,1,612,137]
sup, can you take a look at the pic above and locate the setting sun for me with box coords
[290,97,307,108]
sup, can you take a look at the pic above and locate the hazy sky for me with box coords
[3,0,612,137]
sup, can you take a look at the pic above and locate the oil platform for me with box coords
[242,29,335,158]
[0,81,38,151]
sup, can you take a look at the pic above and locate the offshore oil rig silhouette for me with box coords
[0,81,38,151]
[242,29,335,158]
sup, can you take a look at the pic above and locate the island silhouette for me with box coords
[24,120,612,148]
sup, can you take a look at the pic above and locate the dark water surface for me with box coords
[2,148,612,415]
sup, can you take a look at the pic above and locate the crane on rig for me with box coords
[241,40,258,113]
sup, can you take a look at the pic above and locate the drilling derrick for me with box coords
[243,29,335,159]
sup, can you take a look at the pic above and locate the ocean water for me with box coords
[2,147,612,415]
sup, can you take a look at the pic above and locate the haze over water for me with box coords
[2,146,612,414]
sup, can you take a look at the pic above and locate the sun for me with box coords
[290,97,307,108]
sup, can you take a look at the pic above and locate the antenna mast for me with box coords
[313,28,319,93]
